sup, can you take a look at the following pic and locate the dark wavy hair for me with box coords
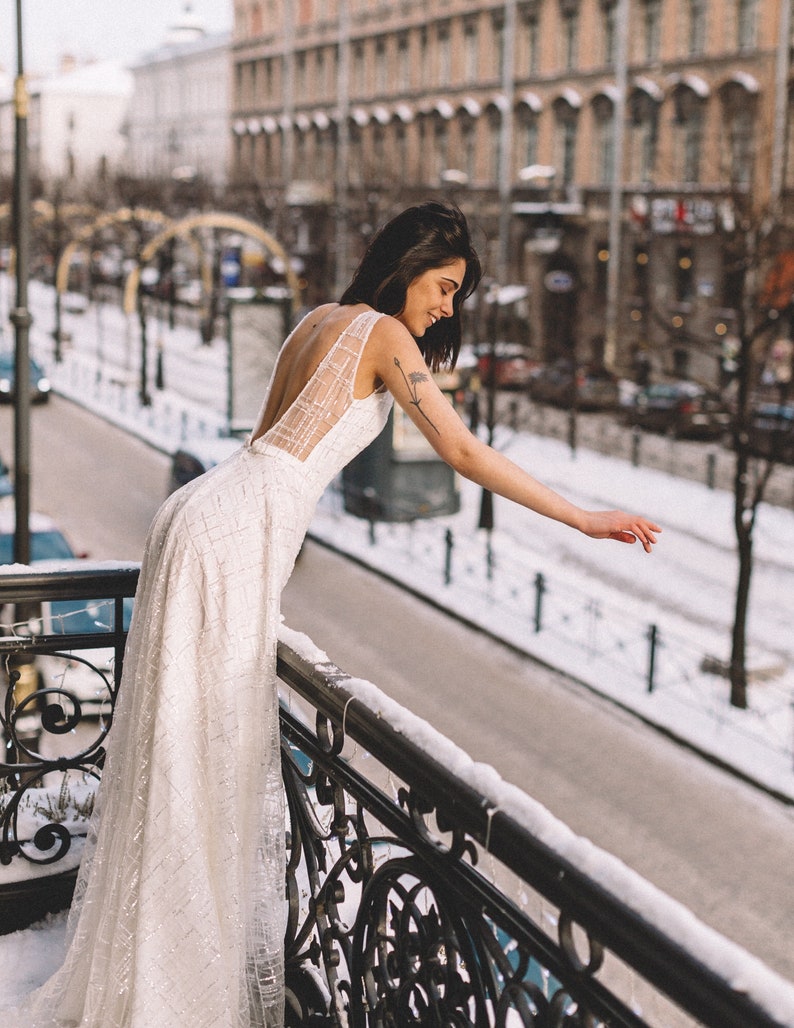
[339,200,482,371]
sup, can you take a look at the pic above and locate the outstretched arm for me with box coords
[370,320,661,552]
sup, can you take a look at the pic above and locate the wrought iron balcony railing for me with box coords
[2,564,794,1027]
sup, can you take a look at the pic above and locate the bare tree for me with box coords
[722,204,794,708]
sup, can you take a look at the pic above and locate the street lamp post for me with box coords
[11,0,32,564]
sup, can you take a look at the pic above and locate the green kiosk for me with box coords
[342,399,460,522]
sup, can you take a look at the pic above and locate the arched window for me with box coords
[628,86,659,183]
[553,95,580,184]
[591,93,615,184]
[719,80,757,187]
[515,106,539,172]
[671,84,706,183]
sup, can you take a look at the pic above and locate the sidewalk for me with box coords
[15,278,794,805]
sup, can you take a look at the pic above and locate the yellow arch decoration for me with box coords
[55,207,173,295]
[121,211,301,316]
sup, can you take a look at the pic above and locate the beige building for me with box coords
[230,0,793,379]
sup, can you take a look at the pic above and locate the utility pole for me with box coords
[334,0,351,297]
[604,0,629,369]
[496,0,518,285]
[11,0,32,564]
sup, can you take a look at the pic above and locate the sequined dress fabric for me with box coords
[11,310,392,1027]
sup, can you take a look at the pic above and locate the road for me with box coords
[2,395,794,984]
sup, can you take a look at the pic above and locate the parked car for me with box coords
[746,402,794,463]
[0,453,12,500]
[0,352,51,403]
[624,381,731,440]
[0,510,78,564]
[529,360,620,411]
[168,436,244,494]
[476,343,538,391]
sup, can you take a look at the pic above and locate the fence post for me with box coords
[706,451,716,490]
[444,528,454,585]
[647,623,658,692]
[534,572,545,633]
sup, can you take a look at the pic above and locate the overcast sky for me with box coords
[0,0,232,76]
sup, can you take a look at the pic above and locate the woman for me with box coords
[10,201,659,1027]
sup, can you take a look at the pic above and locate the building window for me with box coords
[688,0,707,54]
[720,83,756,187]
[554,98,579,184]
[315,49,326,98]
[672,86,704,183]
[296,51,307,99]
[601,0,616,65]
[525,11,540,74]
[433,118,448,183]
[419,28,429,88]
[559,0,579,69]
[396,123,409,180]
[493,15,506,79]
[517,112,539,169]
[592,95,614,183]
[464,19,479,79]
[438,23,451,86]
[675,244,695,303]
[375,38,387,94]
[628,89,659,183]
[737,0,757,48]
[462,119,477,181]
[353,42,365,96]
[488,113,501,181]
[642,0,662,60]
[397,35,410,90]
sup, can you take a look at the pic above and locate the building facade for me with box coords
[126,23,231,190]
[0,58,133,189]
[229,0,794,380]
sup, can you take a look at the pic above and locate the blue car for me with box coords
[0,453,11,499]
[0,351,51,403]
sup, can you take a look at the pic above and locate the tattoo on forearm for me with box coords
[394,357,440,434]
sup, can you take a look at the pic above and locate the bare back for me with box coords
[250,303,379,443]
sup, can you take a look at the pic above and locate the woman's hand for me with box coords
[580,511,661,553]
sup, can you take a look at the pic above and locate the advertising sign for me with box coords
[227,295,291,433]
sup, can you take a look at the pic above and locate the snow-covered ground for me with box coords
[2,277,794,1016]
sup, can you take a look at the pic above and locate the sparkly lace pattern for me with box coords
[8,310,392,1026]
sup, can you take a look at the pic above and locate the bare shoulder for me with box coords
[368,311,416,352]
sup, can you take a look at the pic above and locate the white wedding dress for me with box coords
[9,309,393,1027]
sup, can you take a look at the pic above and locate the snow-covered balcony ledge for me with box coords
[2,565,794,1027]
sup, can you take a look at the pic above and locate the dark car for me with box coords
[529,360,620,411]
[0,352,51,403]
[167,436,243,494]
[625,381,731,440]
[747,402,794,463]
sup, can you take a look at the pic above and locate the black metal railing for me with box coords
[2,565,793,1027]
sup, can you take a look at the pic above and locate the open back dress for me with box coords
[13,309,392,1027]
